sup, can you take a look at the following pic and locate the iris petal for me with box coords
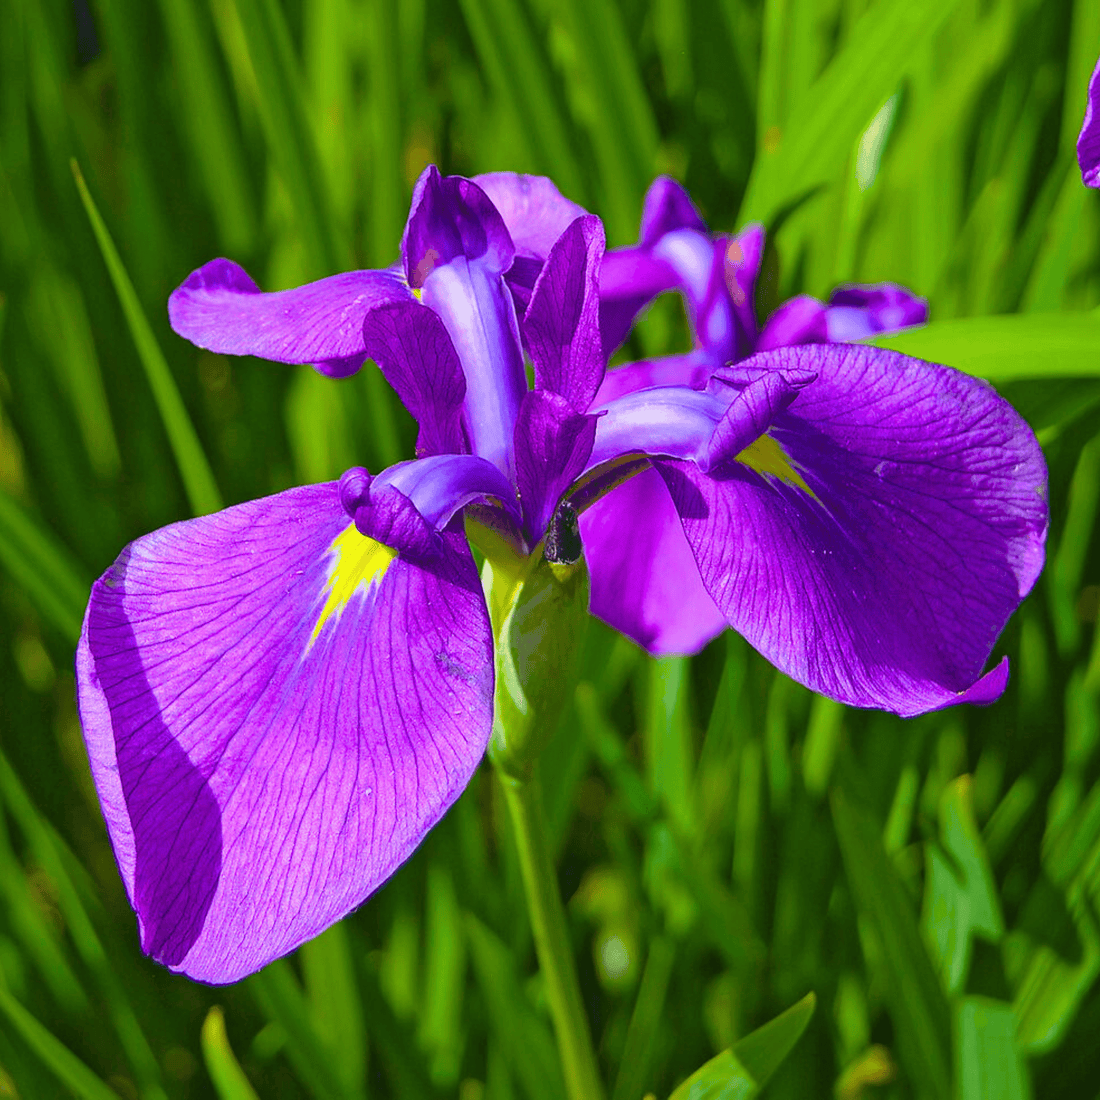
[404,168,527,478]
[77,483,492,983]
[580,465,727,656]
[524,215,606,412]
[168,259,411,376]
[361,300,467,457]
[1078,58,1100,189]
[657,344,1047,716]
[473,172,589,260]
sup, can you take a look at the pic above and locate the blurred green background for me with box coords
[2,0,1100,1096]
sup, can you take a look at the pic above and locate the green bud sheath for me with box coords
[484,547,590,782]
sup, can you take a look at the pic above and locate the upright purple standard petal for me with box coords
[169,259,412,377]
[597,176,707,359]
[513,391,598,540]
[638,177,708,243]
[473,172,589,260]
[657,344,1047,716]
[1078,58,1100,189]
[403,167,527,480]
[361,301,467,457]
[524,215,606,412]
[77,484,492,983]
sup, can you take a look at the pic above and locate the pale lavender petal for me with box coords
[657,344,1048,716]
[824,284,928,341]
[524,215,606,412]
[1078,58,1100,189]
[168,259,412,377]
[361,301,466,457]
[513,391,598,540]
[653,230,740,362]
[404,168,527,479]
[368,455,522,531]
[580,465,726,656]
[587,385,726,469]
[77,484,492,983]
[473,172,589,259]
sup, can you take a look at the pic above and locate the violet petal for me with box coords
[403,166,514,286]
[638,176,708,243]
[361,300,467,457]
[825,284,928,341]
[370,455,522,532]
[580,465,727,656]
[77,483,492,983]
[757,295,829,351]
[524,215,607,412]
[513,391,598,541]
[404,168,527,478]
[473,172,589,260]
[168,259,411,377]
[1078,58,1100,189]
[657,344,1048,716]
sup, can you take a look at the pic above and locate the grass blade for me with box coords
[832,789,952,1100]
[71,159,223,517]
[0,987,119,1100]
[739,0,959,226]
[202,1007,261,1100]
[0,488,87,642]
[870,314,1100,381]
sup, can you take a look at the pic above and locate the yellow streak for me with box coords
[309,524,397,648]
[736,434,815,498]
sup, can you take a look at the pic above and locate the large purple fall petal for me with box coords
[77,484,492,983]
[168,259,412,377]
[525,215,606,412]
[1078,58,1100,189]
[580,465,727,656]
[657,344,1047,716]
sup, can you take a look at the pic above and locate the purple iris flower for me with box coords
[586,176,929,656]
[1078,57,1100,188]
[76,166,1046,983]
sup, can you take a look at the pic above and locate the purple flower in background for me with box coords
[1078,57,1100,188]
[76,166,1046,983]
[586,177,929,656]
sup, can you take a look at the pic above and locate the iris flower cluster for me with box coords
[76,166,1047,983]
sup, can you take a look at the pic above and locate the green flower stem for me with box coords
[499,765,606,1100]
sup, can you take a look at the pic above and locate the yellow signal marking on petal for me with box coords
[309,524,397,648]
[736,434,816,498]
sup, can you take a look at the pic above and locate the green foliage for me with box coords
[0,0,1098,1097]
